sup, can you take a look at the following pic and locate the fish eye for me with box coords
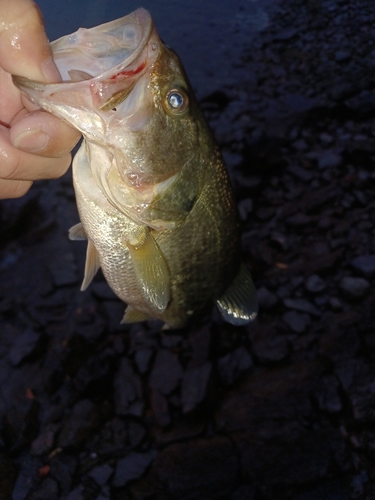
[165,88,189,114]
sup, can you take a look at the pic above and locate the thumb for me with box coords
[0,0,61,82]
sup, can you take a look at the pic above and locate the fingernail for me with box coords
[42,57,61,83]
[13,129,50,153]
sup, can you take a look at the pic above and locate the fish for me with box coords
[13,8,258,328]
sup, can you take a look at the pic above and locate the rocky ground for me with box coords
[1,0,375,498]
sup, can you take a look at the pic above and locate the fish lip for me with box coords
[12,8,155,92]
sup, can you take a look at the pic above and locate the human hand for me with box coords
[0,0,81,199]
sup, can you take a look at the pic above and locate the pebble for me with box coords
[283,311,311,334]
[134,348,153,374]
[305,274,326,294]
[29,478,59,500]
[150,389,171,428]
[149,349,183,395]
[252,330,289,363]
[181,362,212,413]
[112,450,157,488]
[257,286,279,309]
[283,298,320,316]
[339,276,370,299]
[114,358,144,416]
[88,464,113,486]
[218,347,253,386]
[57,399,100,449]
[351,254,375,277]
[8,329,40,366]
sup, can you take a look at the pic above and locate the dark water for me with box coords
[36,0,274,98]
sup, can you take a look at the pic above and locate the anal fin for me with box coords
[121,306,152,324]
[81,239,101,291]
[216,263,258,325]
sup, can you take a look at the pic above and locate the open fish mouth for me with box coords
[12,8,157,113]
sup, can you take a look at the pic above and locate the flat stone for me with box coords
[339,276,370,299]
[57,400,100,449]
[134,348,153,374]
[283,298,320,316]
[114,358,144,416]
[305,274,326,294]
[149,349,183,395]
[132,437,237,498]
[8,329,40,366]
[218,347,253,386]
[112,450,157,488]
[351,254,375,277]
[252,328,289,363]
[150,389,171,428]
[257,286,279,309]
[88,464,113,486]
[283,311,311,334]
[181,362,212,413]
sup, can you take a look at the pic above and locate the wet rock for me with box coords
[128,420,146,448]
[30,423,59,456]
[251,327,289,363]
[58,399,101,448]
[313,375,342,413]
[283,298,320,316]
[339,276,370,299]
[29,478,59,500]
[112,450,157,488]
[215,361,345,486]
[218,347,253,386]
[47,251,78,287]
[149,349,183,395]
[88,464,114,486]
[335,359,375,422]
[350,254,375,277]
[3,395,39,451]
[283,311,311,334]
[88,418,127,456]
[305,274,326,294]
[238,198,254,220]
[114,358,144,416]
[134,348,153,374]
[188,325,212,368]
[257,286,279,309]
[150,389,171,428]
[0,453,17,500]
[132,437,237,499]
[231,484,255,500]
[181,362,212,413]
[8,329,40,366]
[12,454,43,500]
[49,454,77,497]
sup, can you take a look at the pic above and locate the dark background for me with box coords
[1,0,375,499]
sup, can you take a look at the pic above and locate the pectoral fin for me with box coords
[81,239,101,291]
[121,306,152,324]
[69,222,87,240]
[216,263,258,325]
[126,228,170,313]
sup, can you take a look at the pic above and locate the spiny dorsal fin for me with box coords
[216,263,258,325]
[81,239,101,291]
[69,223,87,241]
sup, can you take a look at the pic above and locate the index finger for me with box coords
[0,0,60,82]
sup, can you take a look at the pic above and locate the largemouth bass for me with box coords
[14,8,258,328]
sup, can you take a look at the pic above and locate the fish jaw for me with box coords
[12,8,159,143]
